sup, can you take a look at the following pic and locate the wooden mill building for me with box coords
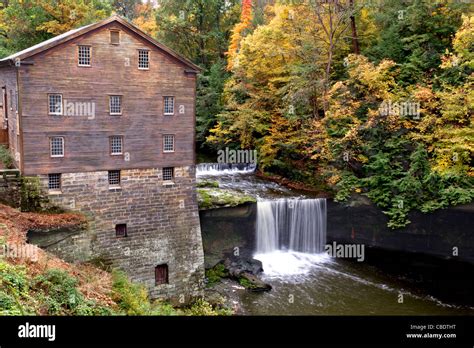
[0,16,205,302]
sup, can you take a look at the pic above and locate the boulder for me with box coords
[223,257,263,277]
[238,272,272,292]
[218,257,271,292]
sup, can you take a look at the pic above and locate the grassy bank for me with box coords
[0,204,232,316]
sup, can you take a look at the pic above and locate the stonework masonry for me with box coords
[38,166,205,303]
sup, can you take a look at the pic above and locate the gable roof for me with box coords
[0,15,201,73]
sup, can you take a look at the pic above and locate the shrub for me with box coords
[33,268,110,315]
[111,270,179,316]
[149,300,178,316]
[112,270,154,315]
[0,145,13,169]
[34,269,82,315]
[0,261,32,315]
[205,263,228,287]
[182,298,232,316]
[20,177,49,212]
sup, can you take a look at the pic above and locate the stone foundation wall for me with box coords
[0,170,21,208]
[37,166,205,303]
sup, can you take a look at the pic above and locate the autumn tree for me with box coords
[112,0,140,19]
[133,1,158,37]
[0,0,112,56]
[155,0,240,67]
[36,0,111,35]
[365,0,470,85]
[227,0,253,70]
[209,1,473,227]
[152,0,240,151]
[0,0,51,56]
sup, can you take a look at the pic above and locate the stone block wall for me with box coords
[0,170,21,208]
[37,166,205,303]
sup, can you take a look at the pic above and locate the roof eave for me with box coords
[0,59,14,68]
[0,15,202,73]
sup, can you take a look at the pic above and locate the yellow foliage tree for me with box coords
[36,0,109,35]
[133,2,157,37]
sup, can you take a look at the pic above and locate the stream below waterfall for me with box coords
[197,164,474,315]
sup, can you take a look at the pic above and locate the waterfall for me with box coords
[196,163,257,176]
[256,198,327,254]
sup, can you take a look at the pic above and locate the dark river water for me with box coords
[197,164,474,315]
[242,251,472,315]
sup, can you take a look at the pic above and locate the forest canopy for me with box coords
[0,0,472,228]
[206,0,474,228]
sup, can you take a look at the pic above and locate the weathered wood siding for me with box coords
[19,22,196,176]
[0,66,20,169]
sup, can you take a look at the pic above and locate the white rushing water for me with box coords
[253,251,331,278]
[255,198,328,277]
[198,166,471,313]
[196,163,257,176]
[256,198,327,254]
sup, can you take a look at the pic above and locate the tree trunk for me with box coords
[349,0,360,55]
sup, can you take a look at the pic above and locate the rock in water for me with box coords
[224,257,264,276]
[238,272,272,292]
[221,257,271,292]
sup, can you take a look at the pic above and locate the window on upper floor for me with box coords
[78,45,91,66]
[163,97,175,116]
[48,173,62,191]
[110,30,120,45]
[163,135,175,153]
[110,135,123,155]
[138,49,150,69]
[48,94,62,115]
[50,137,64,158]
[110,96,122,115]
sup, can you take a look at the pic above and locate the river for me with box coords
[197,164,474,315]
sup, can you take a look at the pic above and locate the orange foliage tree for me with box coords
[226,0,253,71]
[133,2,158,37]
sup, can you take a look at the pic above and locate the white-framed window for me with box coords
[110,136,123,155]
[78,45,91,66]
[110,30,120,45]
[48,94,63,115]
[108,170,121,187]
[50,137,64,157]
[110,96,122,115]
[163,135,175,153]
[163,167,174,181]
[163,97,175,116]
[138,49,149,69]
[48,173,61,191]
